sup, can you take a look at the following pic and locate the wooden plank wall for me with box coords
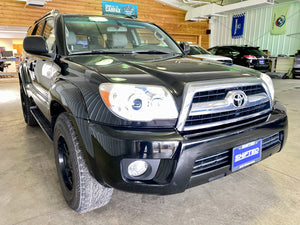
[0,0,209,48]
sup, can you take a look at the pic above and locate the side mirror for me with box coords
[179,41,190,55]
[23,36,49,55]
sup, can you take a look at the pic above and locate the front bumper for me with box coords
[87,100,287,195]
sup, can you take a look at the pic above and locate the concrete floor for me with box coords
[0,77,299,225]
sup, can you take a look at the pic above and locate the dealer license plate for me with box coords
[259,60,264,64]
[232,139,262,172]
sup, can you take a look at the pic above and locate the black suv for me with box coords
[208,46,270,72]
[19,10,287,213]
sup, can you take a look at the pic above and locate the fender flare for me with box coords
[50,80,95,159]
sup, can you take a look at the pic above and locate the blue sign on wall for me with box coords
[231,13,245,39]
[102,1,138,18]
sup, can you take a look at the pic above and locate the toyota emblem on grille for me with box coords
[232,91,247,107]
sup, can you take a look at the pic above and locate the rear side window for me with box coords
[243,48,267,57]
[217,48,239,57]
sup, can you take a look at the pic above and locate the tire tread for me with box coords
[54,113,113,213]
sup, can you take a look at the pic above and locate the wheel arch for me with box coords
[50,81,99,182]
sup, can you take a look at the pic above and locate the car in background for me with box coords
[208,46,270,72]
[189,45,233,64]
[292,55,300,78]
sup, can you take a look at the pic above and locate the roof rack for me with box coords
[34,9,60,24]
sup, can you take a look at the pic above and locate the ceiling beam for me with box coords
[155,0,193,11]
[185,0,274,20]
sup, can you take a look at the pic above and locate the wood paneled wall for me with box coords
[0,0,209,48]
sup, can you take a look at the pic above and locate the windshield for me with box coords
[189,45,209,55]
[242,48,267,57]
[63,16,182,55]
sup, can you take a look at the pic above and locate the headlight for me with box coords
[260,73,274,101]
[99,83,178,121]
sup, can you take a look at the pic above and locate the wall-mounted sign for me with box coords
[231,13,245,39]
[270,5,289,35]
[102,1,137,18]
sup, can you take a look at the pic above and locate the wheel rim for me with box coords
[57,136,74,191]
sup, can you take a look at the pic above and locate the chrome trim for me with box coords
[183,115,269,139]
[183,109,270,131]
[176,77,272,132]
[189,92,269,116]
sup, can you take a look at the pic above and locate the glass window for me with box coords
[63,16,182,55]
[189,46,209,55]
[33,21,45,36]
[209,48,217,55]
[243,48,267,57]
[43,19,56,53]
[216,48,239,56]
[27,26,34,36]
[229,49,240,57]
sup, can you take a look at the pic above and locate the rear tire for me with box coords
[53,113,113,213]
[20,87,38,126]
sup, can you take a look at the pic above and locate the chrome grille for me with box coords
[191,132,281,176]
[177,78,272,132]
[192,85,265,103]
[185,102,270,126]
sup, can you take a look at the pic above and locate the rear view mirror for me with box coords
[179,41,190,55]
[23,36,49,55]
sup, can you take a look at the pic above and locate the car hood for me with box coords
[65,54,259,95]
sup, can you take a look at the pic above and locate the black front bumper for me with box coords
[86,101,287,195]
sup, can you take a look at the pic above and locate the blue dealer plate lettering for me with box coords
[259,60,264,64]
[232,139,262,172]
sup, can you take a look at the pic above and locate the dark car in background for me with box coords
[208,46,270,72]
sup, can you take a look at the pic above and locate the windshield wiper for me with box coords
[69,50,180,56]
[69,50,132,56]
[129,50,173,54]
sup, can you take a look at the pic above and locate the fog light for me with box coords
[128,160,149,177]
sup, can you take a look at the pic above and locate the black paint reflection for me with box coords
[139,141,153,158]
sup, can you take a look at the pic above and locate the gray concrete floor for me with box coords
[0,77,299,225]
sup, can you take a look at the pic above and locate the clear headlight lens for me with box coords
[99,83,178,121]
[260,73,274,101]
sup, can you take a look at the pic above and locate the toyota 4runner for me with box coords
[19,10,288,213]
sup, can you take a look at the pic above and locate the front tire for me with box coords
[53,113,113,213]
